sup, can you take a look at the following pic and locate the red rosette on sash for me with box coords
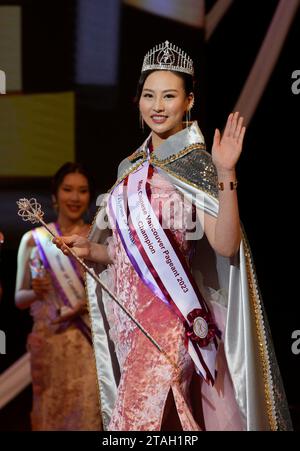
[185,308,221,348]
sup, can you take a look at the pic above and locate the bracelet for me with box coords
[218,180,238,191]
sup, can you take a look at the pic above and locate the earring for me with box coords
[185,98,194,127]
[139,112,144,132]
[185,109,191,126]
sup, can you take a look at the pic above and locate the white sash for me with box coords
[32,224,85,309]
[110,161,218,383]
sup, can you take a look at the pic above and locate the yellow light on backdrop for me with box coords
[0,92,75,177]
[0,6,22,92]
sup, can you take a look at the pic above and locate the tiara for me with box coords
[141,40,194,76]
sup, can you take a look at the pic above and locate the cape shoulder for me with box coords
[161,146,219,199]
[118,145,218,199]
[117,149,146,179]
[89,145,218,244]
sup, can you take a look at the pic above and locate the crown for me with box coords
[141,40,194,76]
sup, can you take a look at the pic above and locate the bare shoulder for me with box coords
[20,222,54,247]
[19,230,35,248]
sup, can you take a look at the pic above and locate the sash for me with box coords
[109,161,220,384]
[32,223,92,344]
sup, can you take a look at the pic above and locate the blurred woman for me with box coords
[15,162,101,431]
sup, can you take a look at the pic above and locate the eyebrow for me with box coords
[142,88,179,93]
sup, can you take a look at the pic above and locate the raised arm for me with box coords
[201,112,245,257]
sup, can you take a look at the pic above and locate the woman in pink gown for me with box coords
[55,42,292,431]
[104,168,243,431]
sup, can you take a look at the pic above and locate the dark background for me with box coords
[0,0,299,430]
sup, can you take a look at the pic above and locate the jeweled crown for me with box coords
[141,40,194,76]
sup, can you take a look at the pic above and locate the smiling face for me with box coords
[54,172,90,221]
[139,70,194,143]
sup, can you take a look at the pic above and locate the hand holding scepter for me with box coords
[16,198,179,376]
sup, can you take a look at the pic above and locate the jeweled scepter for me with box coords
[17,198,179,375]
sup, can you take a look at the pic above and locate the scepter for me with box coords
[17,198,179,375]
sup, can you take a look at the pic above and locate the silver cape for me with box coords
[86,122,292,431]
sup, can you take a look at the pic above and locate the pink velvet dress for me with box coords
[105,168,244,431]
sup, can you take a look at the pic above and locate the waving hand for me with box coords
[212,112,246,172]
